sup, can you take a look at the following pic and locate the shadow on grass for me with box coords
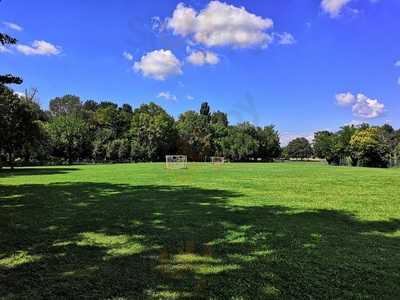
[0,183,399,299]
[0,168,80,178]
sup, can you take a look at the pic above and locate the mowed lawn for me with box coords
[1,163,400,299]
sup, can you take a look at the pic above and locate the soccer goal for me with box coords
[165,155,188,169]
[211,156,225,164]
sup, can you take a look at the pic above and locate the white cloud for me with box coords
[336,92,384,119]
[16,40,61,56]
[3,21,23,31]
[352,94,384,119]
[395,61,400,67]
[345,120,363,126]
[187,50,219,65]
[14,91,25,98]
[275,32,296,45]
[167,1,274,48]
[187,51,205,65]
[397,77,400,85]
[186,95,194,100]
[157,91,177,101]
[123,51,133,61]
[336,92,355,106]
[133,49,182,80]
[167,3,197,36]
[280,132,314,147]
[151,16,163,32]
[204,51,219,64]
[321,0,352,17]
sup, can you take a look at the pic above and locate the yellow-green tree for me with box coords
[350,127,390,167]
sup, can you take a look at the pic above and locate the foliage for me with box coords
[350,127,390,167]
[256,125,281,161]
[287,137,313,159]
[313,131,339,164]
[130,103,176,161]
[92,128,113,161]
[49,95,82,117]
[47,115,89,164]
[311,124,399,168]
[335,125,358,165]
[221,123,258,161]
[211,111,228,127]
[0,85,42,168]
[177,111,212,161]
[0,33,17,45]
[95,105,120,135]
[105,139,130,162]
[0,74,23,85]
[200,101,210,118]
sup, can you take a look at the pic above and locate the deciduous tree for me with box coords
[287,137,313,160]
[350,127,390,168]
[0,86,42,168]
[130,103,176,161]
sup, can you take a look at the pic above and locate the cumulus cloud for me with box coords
[321,0,352,17]
[336,92,385,119]
[280,132,314,147]
[3,21,23,31]
[167,1,274,48]
[157,91,177,101]
[187,50,219,65]
[123,51,133,61]
[133,49,182,80]
[16,40,61,56]
[275,32,296,45]
[352,94,384,119]
[336,92,356,106]
[395,61,400,67]
[167,3,197,36]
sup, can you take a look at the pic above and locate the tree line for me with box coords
[283,124,400,168]
[0,86,282,168]
[312,124,400,168]
[2,82,399,169]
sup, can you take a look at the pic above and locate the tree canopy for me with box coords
[287,138,313,160]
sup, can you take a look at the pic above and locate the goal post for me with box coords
[165,155,188,169]
[211,156,225,164]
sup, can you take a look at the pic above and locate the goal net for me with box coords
[211,157,225,164]
[165,155,188,169]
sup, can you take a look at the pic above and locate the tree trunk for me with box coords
[8,151,14,170]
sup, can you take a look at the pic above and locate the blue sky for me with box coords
[1,0,399,144]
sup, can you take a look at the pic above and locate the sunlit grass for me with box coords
[0,251,42,269]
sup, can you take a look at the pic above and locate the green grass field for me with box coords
[1,163,400,299]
